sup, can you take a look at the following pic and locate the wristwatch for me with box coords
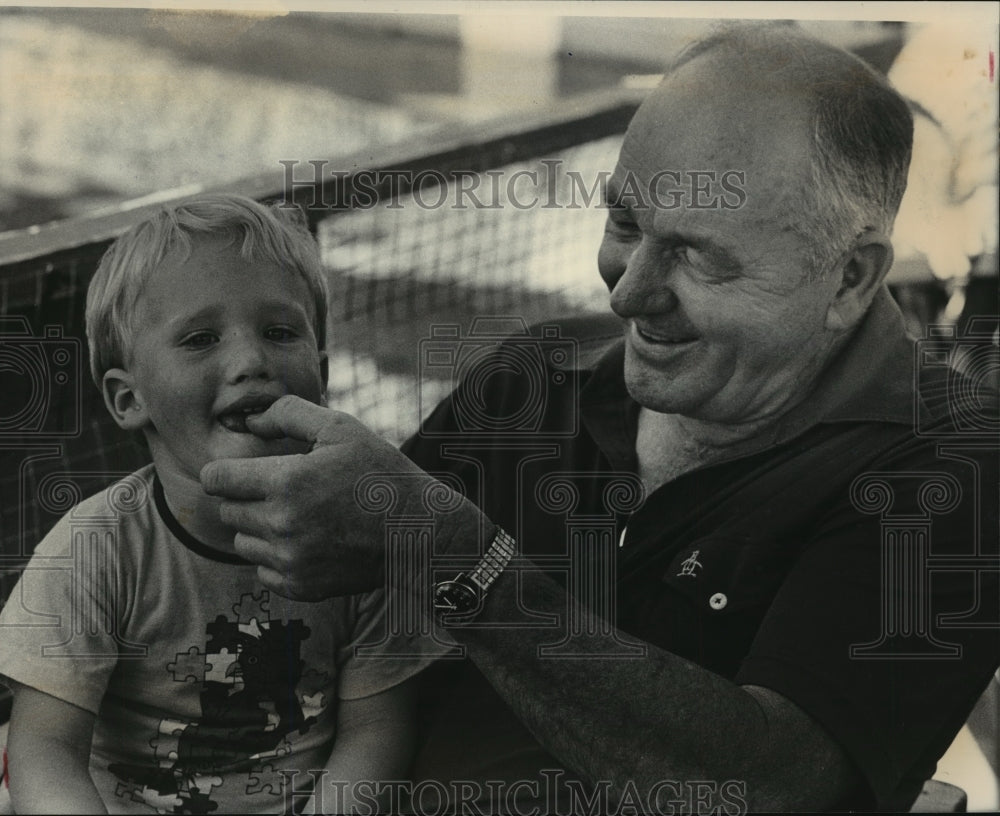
[433,527,516,618]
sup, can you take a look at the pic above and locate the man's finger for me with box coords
[233,532,285,571]
[254,565,295,598]
[232,535,313,602]
[244,394,339,443]
[200,457,273,500]
[214,503,277,541]
[253,565,317,603]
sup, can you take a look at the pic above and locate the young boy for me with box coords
[0,195,439,814]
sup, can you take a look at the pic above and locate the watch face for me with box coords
[433,578,479,615]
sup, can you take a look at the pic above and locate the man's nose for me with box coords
[225,335,273,383]
[608,240,679,317]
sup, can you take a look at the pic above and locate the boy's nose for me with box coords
[226,337,273,383]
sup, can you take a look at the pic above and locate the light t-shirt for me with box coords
[0,464,446,814]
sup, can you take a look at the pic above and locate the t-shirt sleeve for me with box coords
[0,512,121,715]
[735,442,1000,810]
[335,587,456,701]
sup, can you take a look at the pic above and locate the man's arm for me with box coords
[6,685,107,814]
[201,397,861,810]
[446,564,861,811]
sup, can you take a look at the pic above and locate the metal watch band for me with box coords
[468,527,517,592]
[432,528,517,618]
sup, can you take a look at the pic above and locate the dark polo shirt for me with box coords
[404,289,999,812]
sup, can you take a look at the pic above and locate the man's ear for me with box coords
[825,231,894,332]
[102,368,150,431]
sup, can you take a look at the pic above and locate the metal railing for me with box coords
[0,87,642,584]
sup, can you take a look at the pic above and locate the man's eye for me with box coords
[675,245,700,264]
[676,246,739,281]
[265,326,299,342]
[181,332,217,349]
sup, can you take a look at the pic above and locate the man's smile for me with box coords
[630,322,700,358]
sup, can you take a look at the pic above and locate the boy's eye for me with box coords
[264,326,299,342]
[181,331,218,349]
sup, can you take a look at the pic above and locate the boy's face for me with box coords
[109,236,327,481]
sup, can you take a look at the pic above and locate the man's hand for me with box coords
[201,395,480,600]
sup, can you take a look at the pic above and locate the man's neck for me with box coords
[636,409,773,491]
[635,386,825,491]
[634,323,861,486]
[666,412,778,449]
[155,465,240,554]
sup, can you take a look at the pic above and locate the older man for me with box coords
[203,25,998,813]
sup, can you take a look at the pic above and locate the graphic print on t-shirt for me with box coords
[109,590,330,813]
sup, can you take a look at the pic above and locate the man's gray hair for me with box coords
[670,23,913,275]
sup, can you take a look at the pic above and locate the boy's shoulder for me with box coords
[32,464,158,556]
[61,463,156,519]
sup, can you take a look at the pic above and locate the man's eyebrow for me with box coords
[602,180,742,269]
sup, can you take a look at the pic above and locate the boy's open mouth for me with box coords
[218,407,266,434]
[216,395,279,434]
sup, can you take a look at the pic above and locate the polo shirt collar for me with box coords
[771,286,914,435]
[580,286,915,466]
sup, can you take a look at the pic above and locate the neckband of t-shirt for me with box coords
[153,473,253,566]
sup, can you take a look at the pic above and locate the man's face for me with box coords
[123,237,327,481]
[597,59,843,424]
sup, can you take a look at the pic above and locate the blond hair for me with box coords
[85,194,329,386]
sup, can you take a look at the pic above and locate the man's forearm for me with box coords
[439,561,858,811]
